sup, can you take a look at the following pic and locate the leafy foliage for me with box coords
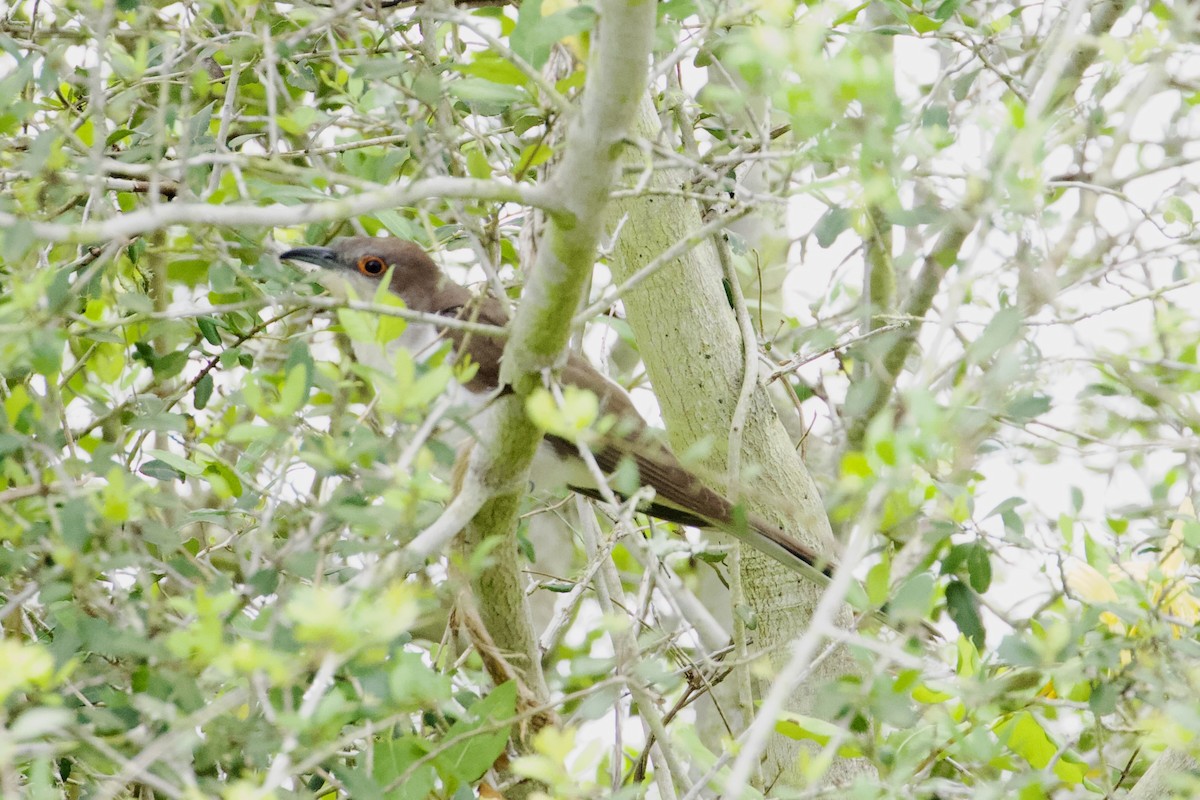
[1,0,1199,797]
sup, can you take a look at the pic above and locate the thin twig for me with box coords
[767,321,911,384]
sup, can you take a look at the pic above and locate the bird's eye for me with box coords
[358,256,386,276]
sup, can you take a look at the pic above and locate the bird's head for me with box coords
[280,237,459,313]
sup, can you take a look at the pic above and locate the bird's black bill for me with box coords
[279,246,340,269]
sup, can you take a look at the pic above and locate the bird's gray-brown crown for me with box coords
[280,237,465,313]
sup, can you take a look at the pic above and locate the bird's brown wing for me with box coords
[546,422,835,585]
[559,352,835,582]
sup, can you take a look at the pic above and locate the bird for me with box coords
[280,237,837,590]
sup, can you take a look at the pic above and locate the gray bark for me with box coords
[1126,749,1200,800]
[607,96,870,786]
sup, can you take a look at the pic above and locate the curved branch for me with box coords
[1,177,565,243]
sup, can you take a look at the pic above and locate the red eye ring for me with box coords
[358,256,386,276]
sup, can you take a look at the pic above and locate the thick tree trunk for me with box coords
[1126,749,1200,800]
[606,96,870,786]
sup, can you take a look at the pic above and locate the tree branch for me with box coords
[844,0,1130,450]
[451,0,659,706]
[607,96,865,784]
[0,177,564,243]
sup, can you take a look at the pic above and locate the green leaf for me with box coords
[407,364,453,409]
[57,498,92,550]
[194,373,214,410]
[907,11,942,32]
[865,559,891,607]
[412,70,443,107]
[945,580,984,648]
[275,363,311,416]
[457,52,530,86]
[141,460,184,481]
[995,711,1056,769]
[465,147,491,179]
[921,105,950,130]
[873,0,909,21]
[437,681,517,783]
[610,456,640,497]
[1089,682,1118,716]
[375,210,419,240]
[227,424,276,446]
[2,220,36,263]
[887,572,934,620]
[525,386,599,439]
[145,450,206,477]
[187,101,215,146]
[389,652,453,708]
[775,713,864,757]
[1083,530,1110,570]
[153,350,190,379]
[1162,196,1194,226]
[337,308,377,343]
[393,347,416,390]
[517,141,554,172]
[31,334,63,377]
[661,0,697,18]
[511,0,596,69]
[372,278,408,344]
[197,316,222,345]
[285,62,318,92]
[448,79,526,109]
[966,544,992,593]
[373,733,437,799]
[172,257,213,286]
[966,307,1022,364]
[329,766,383,799]
[934,0,966,20]
[105,128,136,147]
[985,496,1025,519]
[203,462,243,498]
[1005,393,1051,421]
[10,708,72,740]
[814,206,851,248]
